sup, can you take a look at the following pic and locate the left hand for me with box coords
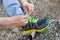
[22,2,34,15]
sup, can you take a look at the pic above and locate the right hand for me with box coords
[11,15,28,26]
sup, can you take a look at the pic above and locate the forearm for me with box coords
[0,17,12,26]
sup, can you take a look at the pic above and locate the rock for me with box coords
[12,28,19,33]
[0,0,60,40]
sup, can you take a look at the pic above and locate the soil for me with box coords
[0,0,60,40]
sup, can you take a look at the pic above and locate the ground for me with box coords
[0,0,60,40]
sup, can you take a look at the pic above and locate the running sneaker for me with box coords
[23,17,51,35]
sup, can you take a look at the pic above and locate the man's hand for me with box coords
[22,3,34,15]
[11,15,28,26]
[19,0,34,15]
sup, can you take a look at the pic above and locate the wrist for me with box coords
[6,17,13,26]
[10,16,16,22]
[7,17,15,25]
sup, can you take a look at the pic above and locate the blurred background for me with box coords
[0,0,60,40]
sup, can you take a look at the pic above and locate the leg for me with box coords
[0,0,2,4]
[2,0,25,16]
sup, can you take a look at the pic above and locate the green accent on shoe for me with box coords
[28,17,39,23]
[23,20,51,35]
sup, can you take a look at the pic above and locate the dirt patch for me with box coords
[0,0,60,40]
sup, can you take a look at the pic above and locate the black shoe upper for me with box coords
[23,18,50,30]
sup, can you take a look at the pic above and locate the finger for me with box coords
[25,8,28,14]
[22,20,28,25]
[29,6,34,13]
[23,7,30,16]
[23,6,30,15]
[24,21,28,24]
[23,6,28,14]
[15,15,27,19]
[28,4,34,14]
[21,15,28,19]
[21,19,28,22]
[28,6,32,15]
